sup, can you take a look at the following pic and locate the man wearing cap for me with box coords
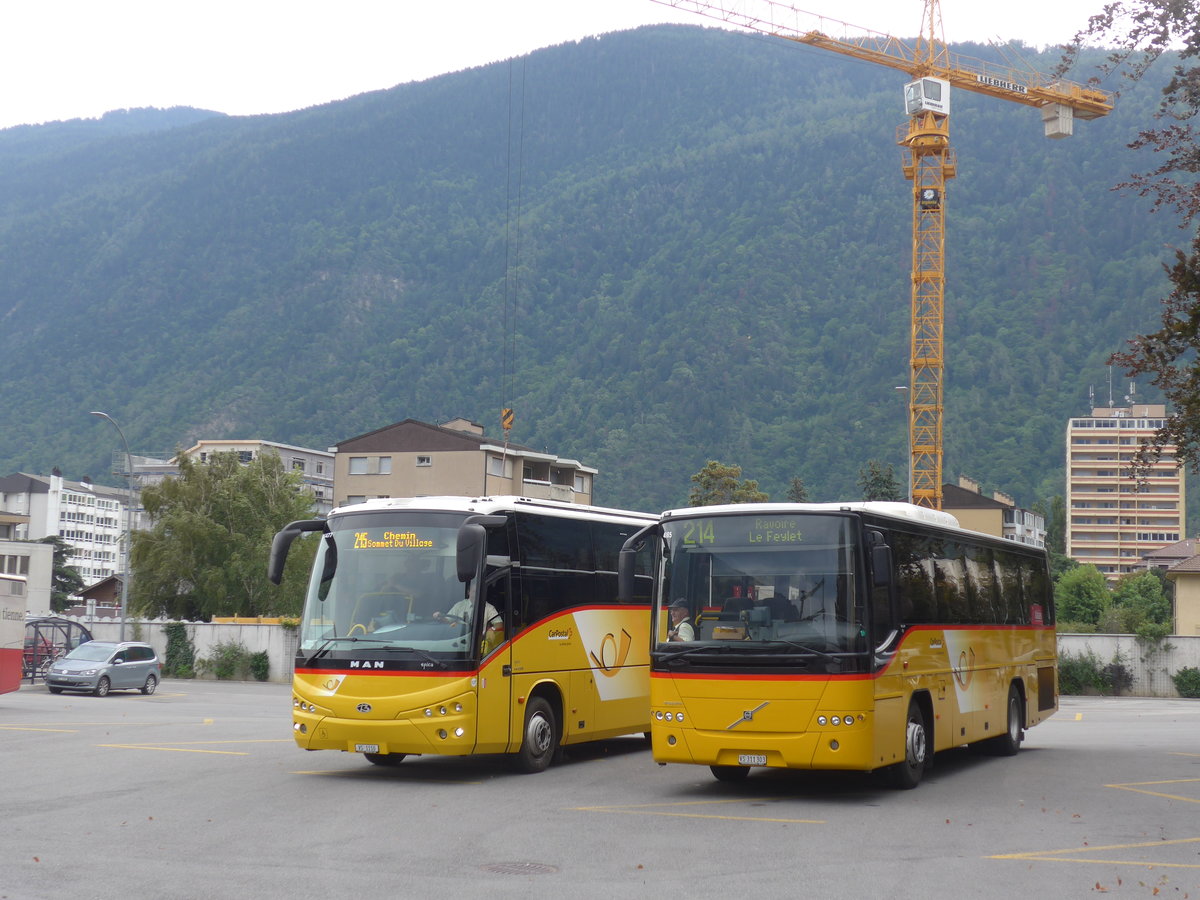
[668,599,695,641]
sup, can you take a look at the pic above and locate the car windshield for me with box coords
[65,644,116,662]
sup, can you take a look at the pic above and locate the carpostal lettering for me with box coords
[352,531,435,550]
[548,628,573,641]
[349,660,385,669]
[976,74,1027,95]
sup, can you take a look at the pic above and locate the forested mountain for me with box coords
[0,25,1180,515]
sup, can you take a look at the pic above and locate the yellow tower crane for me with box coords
[654,0,1113,508]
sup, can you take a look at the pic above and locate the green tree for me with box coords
[130,451,317,620]
[785,477,809,503]
[35,536,84,613]
[1034,495,1066,556]
[1111,569,1172,631]
[1050,551,1079,581]
[1063,4,1200,474]
[688,460,769,506]
[857,460,904,502]
[1054,565,1111,627]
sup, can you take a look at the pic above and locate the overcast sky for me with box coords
[0,0,1111,130]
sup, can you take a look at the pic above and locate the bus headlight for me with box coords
[817,716,828,726]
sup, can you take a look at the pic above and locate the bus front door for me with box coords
[473,569,513,754]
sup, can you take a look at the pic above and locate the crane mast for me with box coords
[655,0,1113,508]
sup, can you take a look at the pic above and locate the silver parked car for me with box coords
[45,641,161,696]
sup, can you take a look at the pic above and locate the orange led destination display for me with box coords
[352,530,434,550]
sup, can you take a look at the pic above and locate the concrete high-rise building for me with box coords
[1066,403,1185,579]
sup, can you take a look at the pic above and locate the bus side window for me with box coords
[964,546,999,624]
[892,531,930,623]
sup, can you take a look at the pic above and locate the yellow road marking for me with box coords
[98,738,292,756]
[992,836,1200,869]
[1106,777,1200,805]
[1075,712,1082,721]
[0,726,79,733]
[293,769,484,783]
[572,798,824,824]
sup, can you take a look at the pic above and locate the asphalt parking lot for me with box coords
[2,681,1198,899]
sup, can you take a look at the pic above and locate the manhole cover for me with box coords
[481,862,559,876]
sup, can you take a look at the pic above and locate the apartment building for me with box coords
[332,418,597,508]
[942,476,1045,547]
[0,471,135,584]
[176,440,334,515]
[1066,403,1185,579]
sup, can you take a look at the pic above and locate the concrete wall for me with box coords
[1058,633,1200,697]
[57,617,298,684]
[33,619,1200,696]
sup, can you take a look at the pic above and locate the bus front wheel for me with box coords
[888,699,928,789]
[364,752,407,766]
[710,765,750,783]
[514,697,558,773]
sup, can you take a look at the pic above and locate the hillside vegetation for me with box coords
[0,25,1179,515]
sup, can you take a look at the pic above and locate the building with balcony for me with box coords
[175,440,334,516]
[331,418,597,508]
[0,471,134,585]
[942,475,1045,547]
[1066,404,1185,579]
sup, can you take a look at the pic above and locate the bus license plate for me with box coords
[738,754,767,766]
[356,744,380,753]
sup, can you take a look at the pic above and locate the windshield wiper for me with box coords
[303,636,348,666]
[758,640,843,671]
[303,636,449,669]
[654,643,742,664]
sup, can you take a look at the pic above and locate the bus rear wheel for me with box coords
[888,699,928,789]
[514,697,558,773]
[981,684,1024,756]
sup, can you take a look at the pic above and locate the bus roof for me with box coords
[661,501,962,531]
[329,495,657,524]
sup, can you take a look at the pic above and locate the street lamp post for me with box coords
[90,411,132,641]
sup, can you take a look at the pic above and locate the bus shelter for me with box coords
[24,617,93,682]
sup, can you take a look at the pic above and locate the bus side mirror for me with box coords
[457,523,488,583]
[617,546,639,603]
[618,522,661,603]
[268,519,327,585]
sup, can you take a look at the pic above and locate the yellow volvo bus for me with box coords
[269,496,656,772]
[618,502,1056,788]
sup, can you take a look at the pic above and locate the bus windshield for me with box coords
[299,511,485,658]
[660,513,864,653]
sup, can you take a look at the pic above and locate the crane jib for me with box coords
[975,75,1027,95]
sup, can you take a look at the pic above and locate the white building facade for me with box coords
[0,472,138,584]
[177,440,334,516]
